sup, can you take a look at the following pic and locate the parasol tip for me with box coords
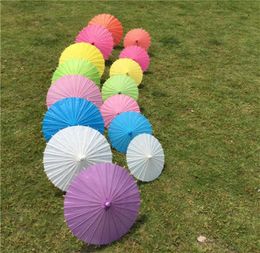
[104,201,111,209]
[76,154,86,162]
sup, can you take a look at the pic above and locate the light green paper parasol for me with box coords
[101,75,139,101]
[52,59,100,85]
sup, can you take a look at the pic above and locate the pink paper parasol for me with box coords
[64,163,140,245]
[46,75,102,108]
[75,24,113,60]
[119,45,150,72]
[100,94,140,128]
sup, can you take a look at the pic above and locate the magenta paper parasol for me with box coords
[46,75,102,108]
[64,163,140,245]
[75,24,113,60]
[100,94,140,128]
[119,46,150,72]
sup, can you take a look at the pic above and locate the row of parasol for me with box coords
[41,14,165,245]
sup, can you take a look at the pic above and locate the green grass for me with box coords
[1,1,259,252]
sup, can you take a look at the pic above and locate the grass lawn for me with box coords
[1,1,259,252]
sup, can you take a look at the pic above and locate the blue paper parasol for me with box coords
[42,97,104,141]
[108,111,152,153]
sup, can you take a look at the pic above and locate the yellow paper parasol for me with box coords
[109,58,143,86]
[59,43,105,77]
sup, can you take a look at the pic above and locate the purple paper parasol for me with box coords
[64,163,140,245]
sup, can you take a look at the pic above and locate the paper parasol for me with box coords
[43,126,112,191]
[89,13,123,46]
[64,163,140,244]
[76,24,113,60]
[59,43,105,77]
[42,97,104,141]
[119,45,150,72]
[47,75,102,108]
[51,59,100,85]
[110,58,143,86]
[101,75,138,101]
[108,111,152,153]
[124,28,151,50]
[127,134,165,182]
[100,94,140,128]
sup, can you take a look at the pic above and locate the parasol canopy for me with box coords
[64,163,140,245]
[124,28,151,50]
[127,133,165,182]
[110,58,143,86]
[75,24,113,60]
[89,13,123,46]
[108,111,152,153]
[100,94,140,128]
[51,59,100,85]
[119,45,150,72]
[59,43,105,77]
[101,74,138,101]
[42,97,104,141]
[47,75,102,108]
[43,126,112,191]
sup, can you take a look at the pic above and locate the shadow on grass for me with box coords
[105,59,113,67]
[140,106,145,113]
[80,244,107,253]
[100,77,106,85]
[115,45,124,50]
[54,188,65,197]
[137,180,150,187]
[80,214,147,253]
[138,83,145,89]
[160,36,180,47]
[151,90,168,98]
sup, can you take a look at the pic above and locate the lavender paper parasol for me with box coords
[64,163,140,245]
